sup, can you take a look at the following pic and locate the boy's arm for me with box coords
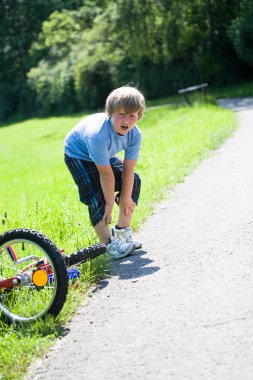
[95,164,115,225]
[120,159,137,216]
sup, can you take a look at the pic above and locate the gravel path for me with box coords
[28,100,253,380]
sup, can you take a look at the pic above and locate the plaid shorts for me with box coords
[64,154,141,227]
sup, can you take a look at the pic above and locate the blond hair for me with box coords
[105,86,145,119]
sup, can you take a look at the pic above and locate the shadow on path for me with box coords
[111,250,160,280]
[90,251,160,295]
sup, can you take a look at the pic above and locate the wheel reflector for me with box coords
[32,269,48,287]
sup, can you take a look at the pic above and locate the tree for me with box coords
[0,0,84,119]
[2,0,252,119]
[27,1,107,113]
[228,1,253,67]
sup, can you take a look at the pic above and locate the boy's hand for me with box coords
[103,203,113,225]
[119,197,135,216]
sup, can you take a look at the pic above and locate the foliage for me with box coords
[28,2,107,112]
[228,1,253,67]
[1,0,253,120]
[0,0,85,120]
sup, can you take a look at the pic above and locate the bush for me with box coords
[74,58,113,109]
[27,60,78,115]
[228,10,253,67]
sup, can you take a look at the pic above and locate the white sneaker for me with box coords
[112,226,142,250]
[106,231,134,260]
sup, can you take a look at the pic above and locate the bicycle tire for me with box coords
[63,243,106,267]
[0,229,68,323]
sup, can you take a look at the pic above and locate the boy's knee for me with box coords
[86,193,105,227]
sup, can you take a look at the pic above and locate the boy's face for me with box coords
[110,109,139,136]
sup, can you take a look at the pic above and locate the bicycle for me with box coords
[0,228,106,323]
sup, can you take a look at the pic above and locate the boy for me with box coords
[64,86,145,259]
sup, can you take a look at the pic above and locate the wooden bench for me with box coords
[178,83,208,105]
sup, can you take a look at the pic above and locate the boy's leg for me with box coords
[110,157,142,249]
[111,156,141,226]
[64,154,105,227]
[94,220,110,244]
[64,155,134,258]
[117,203,136,228]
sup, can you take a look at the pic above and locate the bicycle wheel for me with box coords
[63,243,106,267]
[0,229,68,323]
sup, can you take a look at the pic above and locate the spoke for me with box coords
[0,262,16,272]
[0,233,64,322]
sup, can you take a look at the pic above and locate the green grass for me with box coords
[209,80,253,100]
[0,103,236,379]
[146,80,253,108]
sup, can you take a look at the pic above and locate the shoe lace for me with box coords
[112,238,129,251]
[117,228,133,242]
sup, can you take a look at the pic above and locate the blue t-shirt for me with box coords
[64,113,142,166]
